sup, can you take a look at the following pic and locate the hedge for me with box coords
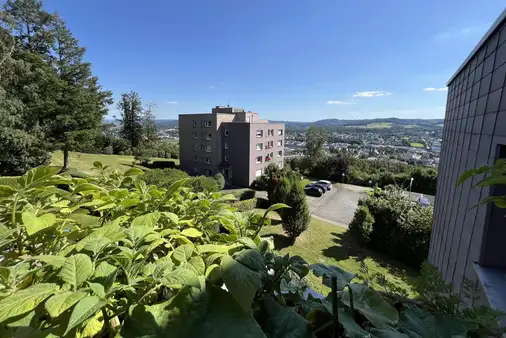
[231,198,258,212]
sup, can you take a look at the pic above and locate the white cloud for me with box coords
[166,101,178,104]
[423,87,447,92]
[327,100,355,105]
[352,91,391,98]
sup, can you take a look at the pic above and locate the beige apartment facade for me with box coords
[179,106,285,187]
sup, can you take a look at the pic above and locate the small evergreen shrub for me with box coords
[349,205,374,245]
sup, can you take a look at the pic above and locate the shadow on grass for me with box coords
[322,231,418,285]
[261,232,293,250]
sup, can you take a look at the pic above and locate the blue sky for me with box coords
[43,0,505,121]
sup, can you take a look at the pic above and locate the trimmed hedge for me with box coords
[231,198,258,212]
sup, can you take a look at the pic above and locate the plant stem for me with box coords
[331,276,339,338]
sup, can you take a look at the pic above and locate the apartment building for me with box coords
[179,106,285,187]
[428,9,506,319]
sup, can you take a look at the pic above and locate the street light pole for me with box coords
[341,172,345,183]
[409,177,414,199]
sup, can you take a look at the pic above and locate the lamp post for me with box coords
[368,180,372,188]
[409,177,414,199]
[341,172,345,183]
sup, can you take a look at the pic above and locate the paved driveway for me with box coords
[306,184,369,227]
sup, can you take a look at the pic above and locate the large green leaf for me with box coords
[233,249,266,272]
[339,308,372,338]
[45,291,87,318]
[164,268,201,289]
[181,256,206,275]
[163,212,179,224]
[73,183,103,195]
[341,284,398,328]
[32,255,66,268]
[64,295,106,335]
[369,327,410,338]
[122,286,265,338]
[83,237,113,255]
[0,185,16,197]
[124,168,144,176]
[22,212,56,236]
[172,244,195,263]
[289,256,309,278]
[0,283,59,322]
[181,228,203,238]
[310,263,355,290]
[398,306,468,338]
[59,254,94,289]
[131,212,161,228]
[67,214,101,229]
[255,296,313,338]
[220,255,262,312]
[17,166,60,188]
[198,244,233,254]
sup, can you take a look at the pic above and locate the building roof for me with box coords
[447,8,506,85]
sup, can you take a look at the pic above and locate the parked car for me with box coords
[307,183,327,194]
[304,185,323,197]
[315,180,332,191]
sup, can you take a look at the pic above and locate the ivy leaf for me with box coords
[311,263,355,290]
[59,254,94,289]
[181,228,203,238]
[164,268,201,289]
[256,296,313,338]
[131,212,161,228]
[45,291,87,318]
[32,255,66,268]
[341,283,399,327]
[22,211,56,236]
[0,283,59,322]
[172,244,195,263]
[64,295,106,335]
[220,255,262,312]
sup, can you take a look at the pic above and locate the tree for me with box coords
[118,91,143,147]
[47,14,112,170]
[281,179,310,242]
[214,173,225,189]
[142,102,159,146]
[305,126,328,161]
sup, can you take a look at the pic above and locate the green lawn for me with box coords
[51,151,179,175]
[260,218,418,296]
[404,124,419,128]
[410,142,425,148]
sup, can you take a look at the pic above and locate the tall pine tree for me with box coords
[118,91,143,148]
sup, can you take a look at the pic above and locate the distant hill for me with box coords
[153,117,444,131]
[269,118,444,131]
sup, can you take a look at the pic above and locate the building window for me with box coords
[206,120,212,128]
[193,144,198,151]
[193,132,197,139]
[267,129,271,136]
[193,155,197,162]
[247,116,250,122]
[256,130,263,138]
[225,129,229,136]
[205,145,212,152]
[256,156,262,164]
[277,140,283,146]
[265,140,273,149]
[224,142,228,149]
[206,133,212,140]
[256,143,263,150]
[201,132,205,139]
[205,157,212,164]
[278,129,283,136]
[193,120,197,128]
[225,154,229,162]
[194,167,198,173]
[255,169,262,177]
[278,150,282,157]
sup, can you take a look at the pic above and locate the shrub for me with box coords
[349,205,374,245]
[231,198,257,211]
[111,137,131,155]
[360,188,433,267]
[214,173,225,189]
[281,179,310,242]
[140,168,189,188]
[103,145,113,155]
[187,176,220,193]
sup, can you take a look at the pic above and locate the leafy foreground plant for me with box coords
[0,164,503,337]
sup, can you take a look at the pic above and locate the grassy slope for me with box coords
[410,142,425,148]
[260,217,418,296]
[51,151,180,175]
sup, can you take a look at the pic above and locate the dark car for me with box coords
[307,183,327,194]
[315,180,332,191]
[304,185,323,197]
